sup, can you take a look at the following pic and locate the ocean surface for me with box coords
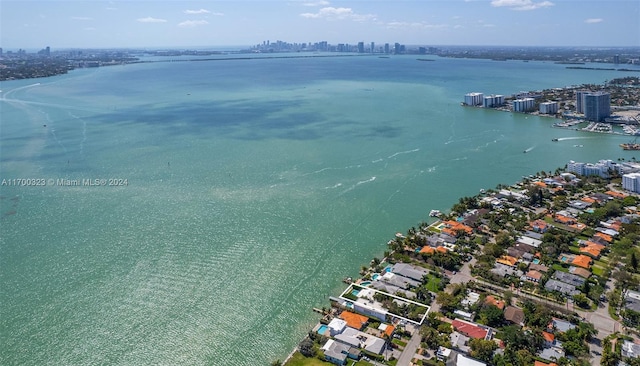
[1,54,639,365]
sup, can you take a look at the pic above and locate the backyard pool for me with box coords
[317,325,328,335]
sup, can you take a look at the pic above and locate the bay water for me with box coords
[1,54,638,365]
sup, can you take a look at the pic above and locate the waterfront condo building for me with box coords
[623,173,640,193]
[512,98,536,112]
[575,90,590,114]
[464,92,484,106]
[584,92,611,122]
[539,102,559,115]
[567,160,617,178]
[483,95,505,108]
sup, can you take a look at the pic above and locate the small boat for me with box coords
[551,138,559,141]
[429,210,441,217]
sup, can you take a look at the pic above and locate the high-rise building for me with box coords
[464,92,484,106]
[357,42,364,53]
[539,102,559,114]
[584,92,611,122]
[623,173,640,193]
[614,54,620,64]
[384,43,390,54]
[575,90,590,114]
[370,42,375,53]
[512,98,536,112]
[483,95,504,108]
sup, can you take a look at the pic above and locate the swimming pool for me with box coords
[360,281,371,287]
[372,274,380,280]
[317,325,328,335]
[352,289,360,296]
[532,259,541,264]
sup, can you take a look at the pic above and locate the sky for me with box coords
[1,0,639,49]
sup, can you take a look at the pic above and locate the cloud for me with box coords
[137,17,167,23]
[585,18,603,24]
[71,16,93,21]
[385,21,447,30]
[302,0,330,6]
[184,9,210,14]
[300,7,376,21]
[84,27,96,31]
[178,20,209,27]
[491,0,554,10]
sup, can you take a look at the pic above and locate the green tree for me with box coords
[469,338,497,363]
[298,338,315,357]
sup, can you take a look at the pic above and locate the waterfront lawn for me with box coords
[285,352,331,366]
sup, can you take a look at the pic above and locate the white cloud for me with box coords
[137,17,167,23]
[585,18,603,24]
[178,20,209,27]
[300,7,376,21]
[491,0,554,11]
[184,9,210,14]
[302,1,330,6]
[385,21,447,30]
[84,27,96,31]
[71,16,93,21]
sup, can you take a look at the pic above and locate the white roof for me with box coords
[457,354,486,366]
[328,318,347,333]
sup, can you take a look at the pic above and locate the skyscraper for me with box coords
[584,92,611,122]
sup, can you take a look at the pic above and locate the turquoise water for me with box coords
[317,325,328,335]
[1,54,639,365]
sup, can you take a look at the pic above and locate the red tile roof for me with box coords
[572,255,592,269]
[452,319,488,340]
[339,311,369,330]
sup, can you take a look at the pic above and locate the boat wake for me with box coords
[557,136,593,141]
[341,176,376,195]
[524,146,534,153]
[387,148,419,159]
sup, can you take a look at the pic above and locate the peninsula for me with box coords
[281,159,640,366]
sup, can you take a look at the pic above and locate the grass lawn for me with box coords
[568,246,580,255]
[285,352,332,366]
[592,266,605,277]
[392,338,408,348]
[552,263,569,272]
[425,274,442,292]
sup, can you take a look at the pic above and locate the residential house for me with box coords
[485,295,506,310]
[452,319,492,340]
[391,263,429,282]
[530,219,550,233]
[333,327,386,355]
[548,318,576,333]
[621,340,640,358]
[496,255,518,267]
[456,353,487,366]
[624,290,640,313]
[339,311,369,330]
[516,235,542,248]
[571,255,592,269]
[544,279,579,296]
[553,271,586,287]
[322,339,349,365]
[524,270,543,282]
[568,266,591,279]
[529,263,549,273]
[504,306,525,326]
[327,318,347,336]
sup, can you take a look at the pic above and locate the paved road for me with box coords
[395,327,422,366]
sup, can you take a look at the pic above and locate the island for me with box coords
[278,159,640,366]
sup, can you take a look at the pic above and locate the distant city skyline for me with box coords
[1,0,639,49]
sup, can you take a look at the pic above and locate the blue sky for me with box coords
[1,0,638,49]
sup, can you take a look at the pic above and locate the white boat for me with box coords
[429,210,441,217]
